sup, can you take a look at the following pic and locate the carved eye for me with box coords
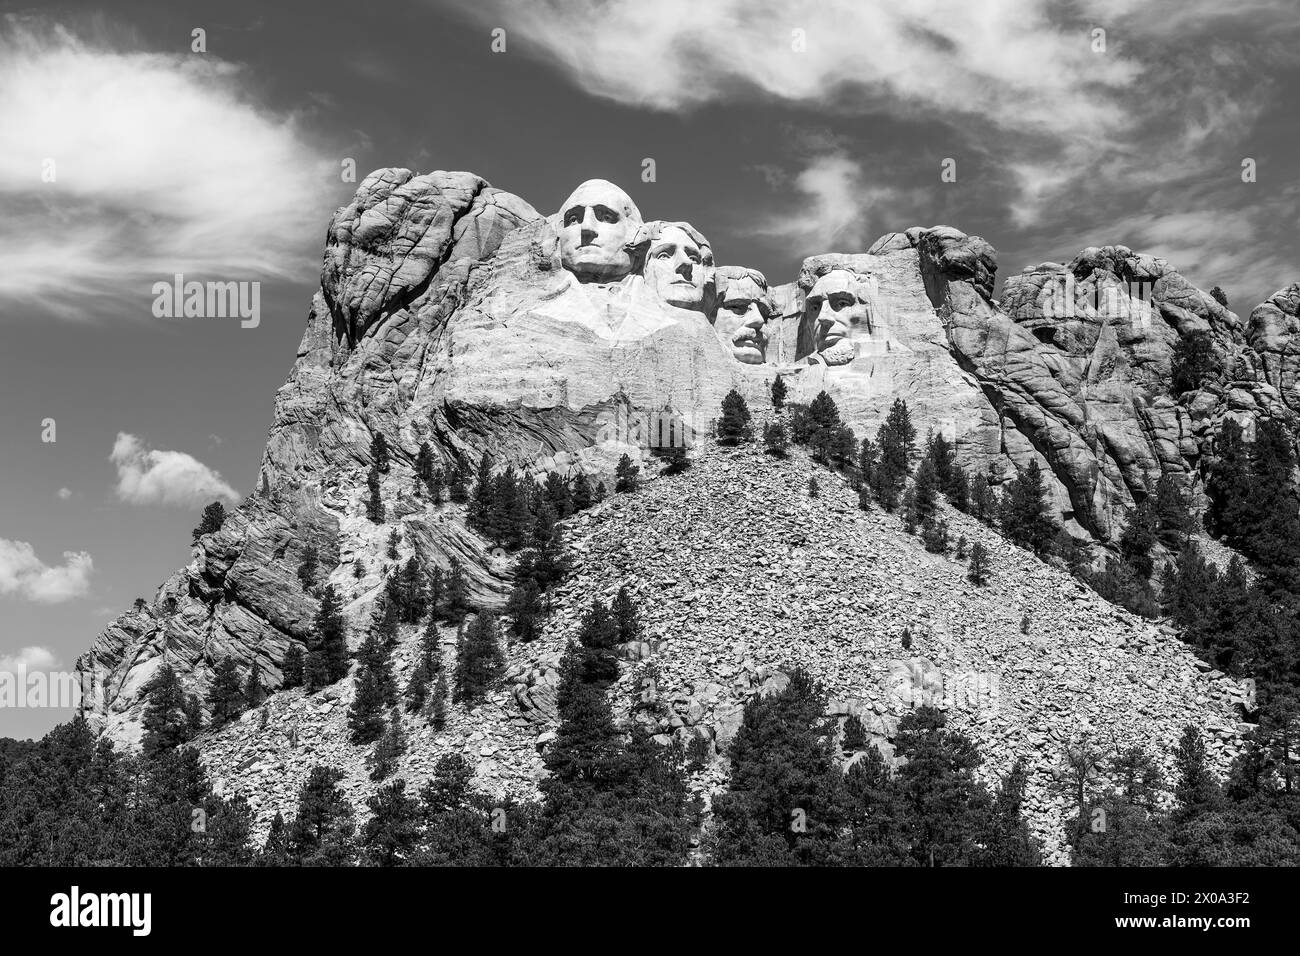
[829,293,854,311]
[595,206,619,224]
[563,209,582,226]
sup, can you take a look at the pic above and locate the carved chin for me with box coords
[732,345,765,364]
[563,249,633,282]
[817,340,857,366]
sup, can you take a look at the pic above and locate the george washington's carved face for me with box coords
[644,224,712,311]
[557,179,642,282]
[715,271,770,364]
[807,269,870,365]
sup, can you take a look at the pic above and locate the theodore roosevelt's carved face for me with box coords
[644,224,712,311]
[715,270,770,364]
[807,269,870,365]
[557,180,642,282]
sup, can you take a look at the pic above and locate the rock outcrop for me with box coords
[74,169,1296,843]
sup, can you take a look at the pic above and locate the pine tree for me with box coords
[1173,725,1222,813]
[711,667,846,865]
[441,559,469,622]
[615,454,640,493]
[576,598,621,686]
[260,812,288,866]
[368,710,406,782]
[542,642,623,789]
[285,765,356,866]
[357,631,398,708]
[468,455,494,531]
[999,460,1058,555]
[968,542,990,585]
[884,399,917,460]
[717,389,752,445]
[611,586,641,644]
[914,457,939,521]
[807,391,842,432]
[397,556,427,623]
[142,664,195,756]
[281,644,305,690]
[207,657,244,726]
[920,516,950,554]
[969,473,995,522]
[192,501,227,541]
[414,442,434,485]
[243,661,263,710]
[544,471,573,518]
[448,458,469,503]
[360,779,420,865]
[369,432,391,473]
[594,480,608,503]
[365,465,385,523]
[771,374,788,410]
[428,467,445,503]
[1120,497,1158,578]
[348,665,387,745]
[572,472,594,511]
[842,713,868,752]
[453,613,505,704]
[404,617,441,714]
[506,577,544,642]
[352,558,366,580]
[925,430,955,491]
[306,585,348,691]
[431,669,449,730]
[1154,473,1192,548]
[808,476,819,498]
[297,542,320,593]
[763,420,788,456]
[871,410,910,511]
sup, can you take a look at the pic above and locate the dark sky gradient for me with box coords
[2,0,1297,737]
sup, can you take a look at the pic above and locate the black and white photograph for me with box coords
[0,0,1295,939]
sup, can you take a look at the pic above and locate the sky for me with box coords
[1,0,1298,738]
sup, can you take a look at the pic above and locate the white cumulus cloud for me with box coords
[0,539,94,603]
[0,646,61,674]
[0,16,337,319]
[110,432,240,507]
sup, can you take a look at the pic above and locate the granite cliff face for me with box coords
[75,168,1296,781]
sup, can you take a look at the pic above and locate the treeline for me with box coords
[1069,724,1300,865]
[0,662,1038,866]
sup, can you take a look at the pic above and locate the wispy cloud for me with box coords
[750,152,923,255]
[0,539,93,604]
[110,432,240,507]
[0,16,337,319]
[455,0,1300,305]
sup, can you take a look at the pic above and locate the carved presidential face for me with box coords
[716,273,770,364]
[645,225,711,311]
[807,269,870,366]
[557,179,642,282]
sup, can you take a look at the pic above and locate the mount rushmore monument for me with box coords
[76,167,1300,746]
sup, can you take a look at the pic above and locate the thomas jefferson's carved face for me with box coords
[557,180,642,282]
[645,225,711,311]
[716,274,770,364]
[807,269,870,365]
